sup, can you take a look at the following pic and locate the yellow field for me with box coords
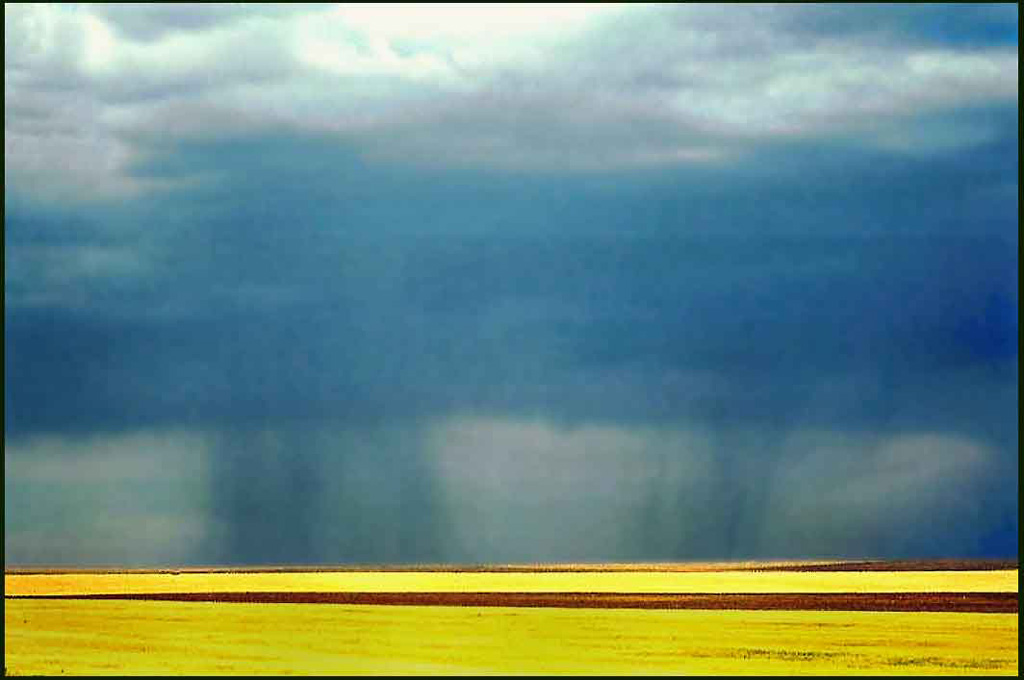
[4,569,1018,596]
[5,568,1018,675]
[4,598,1017,675]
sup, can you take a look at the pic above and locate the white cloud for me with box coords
[331,3,626,43]
[760,431,998,557]
[420,416,1008,560]
[81,11,117,73]
[424,414,717,561]
[4,428,214,565]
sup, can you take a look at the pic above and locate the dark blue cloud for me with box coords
[770,3,1018,48]
[5,4,1018,565]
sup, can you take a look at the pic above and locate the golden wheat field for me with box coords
[4,564,1019,676]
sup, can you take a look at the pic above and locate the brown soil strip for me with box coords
[7,592,1017,613]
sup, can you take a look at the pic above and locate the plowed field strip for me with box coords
[761,559,1018,572]
[8,591,1017,612]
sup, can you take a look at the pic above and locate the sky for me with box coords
[4,3,1018,567]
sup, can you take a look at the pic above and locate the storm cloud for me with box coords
[5,3,1018,566]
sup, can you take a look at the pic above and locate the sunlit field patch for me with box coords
[4,568,1017,597]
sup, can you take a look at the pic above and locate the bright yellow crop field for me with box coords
[4,568,1018,596]
[4,598,1018,675]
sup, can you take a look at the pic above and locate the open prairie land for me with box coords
[4,561,1018,675]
